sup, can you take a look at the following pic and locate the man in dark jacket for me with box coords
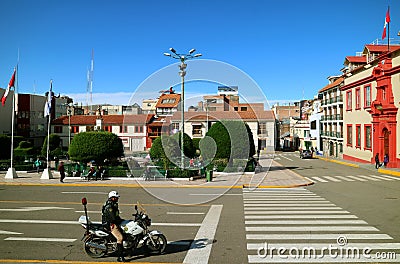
[102,191,125,262]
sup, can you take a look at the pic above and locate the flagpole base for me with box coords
[40,168,53,179]
[5,167,18,179]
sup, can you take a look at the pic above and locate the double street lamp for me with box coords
[164,48,202,168]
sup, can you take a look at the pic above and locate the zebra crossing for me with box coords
[243,188,400,263]
[305,175,400,183]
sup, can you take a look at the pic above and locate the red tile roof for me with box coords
[155,93,181,108]
[170,110,275,122]
[363,44,400,53]
[52,114,153,126]
[318,77,344,93]
[344,56,366,64]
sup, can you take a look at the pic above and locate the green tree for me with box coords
[149,136,180,169]
[41,134,61,156]
[203,120,255,161]
[68,131,124,164]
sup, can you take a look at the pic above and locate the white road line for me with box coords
[183,205,223,264]
[0,230,23,235]
[244,203,336,207]
[244,215,358,219]
[167,212,205,215]
[248,254,400,263]
[304,177,314,182]
[75,211,102,213]
[279,155,293,161]
[247,242,400,250]
[243,198,326,201]
[322,176,341,182]
[0,207,72,212]
[357,175,380,181]
[243,200,331,204]
[384,175,400,180]
[368,175,394,181]
[347,175,368,181]
[189,193,241,196]
[244,210,350,214]
[246,233,393,240]
[0,219,201,227]
[335,176,355,181]
[61,191,107,194]
[244,207,343,210]
[311,177,329,183]
[4,237,76,242]
[245,226,379,232]
[245,220,368,225]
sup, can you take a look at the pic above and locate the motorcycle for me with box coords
[78,197,167,258]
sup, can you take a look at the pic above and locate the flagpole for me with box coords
[5,66,18,179]
[387,6,390,52]
[41,80,53,179]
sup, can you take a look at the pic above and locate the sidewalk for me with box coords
[0,156,313,189]
[315,154,400,177]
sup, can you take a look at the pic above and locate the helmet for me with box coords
[108,191,120,199]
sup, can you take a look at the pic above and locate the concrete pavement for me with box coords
[0,156,313,188]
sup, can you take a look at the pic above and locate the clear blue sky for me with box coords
[1,0,399,107]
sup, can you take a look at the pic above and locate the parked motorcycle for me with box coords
[78,197,167,258]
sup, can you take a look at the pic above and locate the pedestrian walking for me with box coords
[375,153,381,169]
[383,154,389,167]
[58,161,65,183]
[57,161,65,182]
[34,158,41,173]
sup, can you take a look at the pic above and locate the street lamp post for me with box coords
[164,48,202,168]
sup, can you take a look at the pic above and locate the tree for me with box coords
[149,136,180,169]
[68,131,124,164]
[41,134,61,157]
[203,120,255,161]
[171,132,195,159]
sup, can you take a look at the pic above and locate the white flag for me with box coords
[44,80,52,117]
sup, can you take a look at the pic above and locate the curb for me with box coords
[316,156,360,168]
[377,168,400,177]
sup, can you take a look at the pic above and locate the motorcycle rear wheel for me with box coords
[84,237,107,258]
[146,234,167,254]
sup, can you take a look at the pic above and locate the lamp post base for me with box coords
[5,167,18,179]
[40,168,53,179]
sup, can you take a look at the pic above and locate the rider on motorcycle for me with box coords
[102,191,126,262]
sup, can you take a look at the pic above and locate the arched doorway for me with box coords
[383,128,389,155]
[329,141,334,156]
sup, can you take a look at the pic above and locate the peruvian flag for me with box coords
[382,7,390,40]
[1,68,16,106]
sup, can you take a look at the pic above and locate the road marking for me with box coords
[0,219,201,227]
[244,210,350,214]
[347,175,368,181]
[75,210,102,213]
[244,203,336,207]
[368,175,394,181]
[167,212,205,215]
[245,226,379,231]
[246,233,393,240]
[244,200,331,203]
[310,177,329,182]
[248,254,400,263]
[384,175,400,180]
[357,175,380,181]
[245,219,368,225]
[0,207,72,212]
[4,237,76,242]
[247,242,400,250]
[244,215,358,219]
[183,205,223,264]
[335,176,355,181]
[279,155,293,161]
[243,198,326,201]
[189,193,241,196]
[0,230,23,235]
[244,207,343,210]
[322,176,341,182]
[61,191,107,194]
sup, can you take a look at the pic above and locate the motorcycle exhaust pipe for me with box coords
[86,241,107,251]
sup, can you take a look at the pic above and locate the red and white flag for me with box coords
[382,7,390,40]
[1,68,16,106]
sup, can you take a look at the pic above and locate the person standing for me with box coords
[58,161,65,183]
[375,153,381,169]
[34,158,41,173]
[102,191,125,262]
[383,154,389,168]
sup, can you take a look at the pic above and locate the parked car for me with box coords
[300,149,313,159]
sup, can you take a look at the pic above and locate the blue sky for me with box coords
[1,0,399,107]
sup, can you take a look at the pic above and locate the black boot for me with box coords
[116,243,126,262]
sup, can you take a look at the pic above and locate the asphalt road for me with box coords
[0,154,399,263]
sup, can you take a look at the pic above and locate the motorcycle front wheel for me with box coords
[146,234,167,254]
[84,237,107,258]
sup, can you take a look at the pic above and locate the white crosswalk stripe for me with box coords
[305,174,398,183]
[243,188,399,263]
